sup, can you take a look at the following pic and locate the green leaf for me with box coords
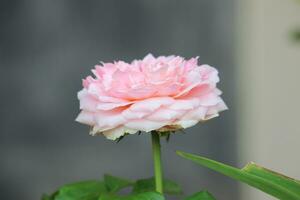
[104,174,134,193]
[177,151,300,200]
[54,180,107,200]
[99,192,164,200]
[132,177,182,195]
[185,191,216,200]
[41,191,59,200]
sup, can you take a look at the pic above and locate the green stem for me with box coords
[151,131,163,194]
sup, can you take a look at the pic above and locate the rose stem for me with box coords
[151,131,163,194]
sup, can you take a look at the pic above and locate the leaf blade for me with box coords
[243,162,300,196]
[54,180,107,200]
[177,151,300,200]
[99,192,165,200]
[104,174,134,193]
[185,191,216,200]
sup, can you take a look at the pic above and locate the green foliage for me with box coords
[184,191,216,200]
[53,180,107,200]
[99,192,164,200]
[132,177,182,195]
[177,151,300,200]
[41,173,220,200]
[41,175,184,200]
[104,174,134,193]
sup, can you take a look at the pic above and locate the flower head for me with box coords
[76,54,227,140]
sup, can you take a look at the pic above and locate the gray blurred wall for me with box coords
[0,1,237,200]
[236,0,300,199]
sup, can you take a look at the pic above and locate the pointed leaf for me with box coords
[185,191,216,200]
[177,151,300,200]
[132,177,182,195]
[243,163,300,195]
[104,174,134,193]
[54,180,107,200]
[99,192,164,200]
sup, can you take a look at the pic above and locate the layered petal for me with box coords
[76,54,227,140]
[126,119,169,132]
[101,126,138,140]
[75,111,95,126]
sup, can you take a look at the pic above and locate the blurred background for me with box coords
[0,0,299,200]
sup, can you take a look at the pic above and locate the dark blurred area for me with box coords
[0,1,236,199]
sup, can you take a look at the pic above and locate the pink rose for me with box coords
[76,54,227,140]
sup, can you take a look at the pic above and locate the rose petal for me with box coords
[175,120,199,129]
[168,98,200,110]
[206,100,228,117]
[101,126,138,140]
[146,108,185,121]
[199,64,220,83]
[198,93,223,106]
[125,119,168,132]
[181,106,208,120]
[173,82,202,98]
[76,54,227,137]
[78,89,99,112]
[94,109,126,129]
[129,97,174,112]
[122,108,149,120]
[97,101,133,110]
[75,111,95,126]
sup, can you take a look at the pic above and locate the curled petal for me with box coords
[173,82,202,98]
[122,109,149,120]
[94,109,126,130]
[198,93,223,106]
[205,101,228,119]
[75,111,95,126]
[97,101,133,111]
[101,126,138,140]
[78,89,98,112]
[181,106,208,121]
[168,98,200,110]
[146,108,185,121]
[129,97,174,112]
[199,64,220,83]
[126,119,169,132]
[174,120,199,129]
[76,54,227,140]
